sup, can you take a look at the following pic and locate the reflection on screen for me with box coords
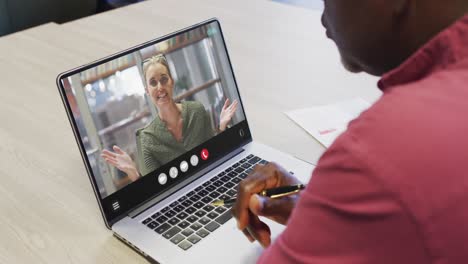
[62,22,245,198]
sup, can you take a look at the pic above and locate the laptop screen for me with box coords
[58,19,251,224]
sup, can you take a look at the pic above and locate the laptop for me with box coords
[56,18,314,263]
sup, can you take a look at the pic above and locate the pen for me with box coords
[211,184,306,207]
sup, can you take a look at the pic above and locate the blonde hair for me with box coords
[142,54,172,85]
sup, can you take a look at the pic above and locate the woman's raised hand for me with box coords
[219,98,239,131]
[101,145,140,181]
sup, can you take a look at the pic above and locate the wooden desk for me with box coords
[0,1,380,262]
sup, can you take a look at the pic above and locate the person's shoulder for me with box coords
[136,118,160,137]
[183,101,206,112]
[183,101,207,121]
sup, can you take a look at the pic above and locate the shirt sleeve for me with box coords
[257,135,429,264]
[136,130,160,176]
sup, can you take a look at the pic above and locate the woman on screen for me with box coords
[101,54,238,180]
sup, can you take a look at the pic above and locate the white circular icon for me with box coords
[239,129,245,137]
[190,155,199,166]
[169,167,178,179]
[180,161,189,173]
[158,173,168,185]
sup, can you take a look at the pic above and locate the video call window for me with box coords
[62,23,245,198]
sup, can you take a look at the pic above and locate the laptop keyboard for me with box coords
[140,154,267,251]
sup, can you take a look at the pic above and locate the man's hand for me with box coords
[232,162,301,248]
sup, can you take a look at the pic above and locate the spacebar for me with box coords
[215,210,233,225]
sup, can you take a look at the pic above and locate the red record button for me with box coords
[200,149,209,160]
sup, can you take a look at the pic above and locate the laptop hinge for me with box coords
[127,146,246,218]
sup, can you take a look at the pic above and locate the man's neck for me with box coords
[402,2,468,65]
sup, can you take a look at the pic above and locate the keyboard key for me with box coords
[241,163,251,169]
[169,201,178,207]
[199,217,211,225]
[203,205,215,212]
[212,180,223,187]
[161,207,170,213]
[238,173,248,179]
[187,191,195,197]
[234,167,244,173]
[147,221,158,229]
[178,221,190,229]
[165,210,176,218]
[218,171,226,176]
[195,210,207,217]
[220,176,231,182]
[155,223,171,234]
[189,195,201,202]
[217,186,228,193]
[259,159,268,165]
[190,222,203,231]
[201,197,212,204]
[177,196,187,202]
[207,212,219,219]
[182,228,194,237]
[205,185,215,192]
[215,210,233,225]
[225,182,235,189]
[143,218,152,225]
[240,158,247,163]
[176,212,189,220]
[178,240,192,251]
[186,215,199,223]
[182,200,193,207]
[185,206,196,214]
[168,218,180,225]
[246,168,253,174]
[170,234,185,244]
[202,181,211,187]
[208,191,221,199]
[248,157,261,164]
[225,167,233,173]
[173,205,185,212]
[196,229,210,238]
[193,202,205,209]
[232,162,240,168]
[228,172,238,178]
[215,207,227,214]
[195,186,203,192]
[151,212,161,219]
[218,194,231,201]
[163,226,181,239]
[246,154,254,159]
[197,190,209,197]
[231,177,242,184]
[227,189,237,196]
[156,216,168,224]
[205,221,220,232]
[187,235,201,244]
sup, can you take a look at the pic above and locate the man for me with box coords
[233,0,468,263]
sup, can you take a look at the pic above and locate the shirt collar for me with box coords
[378,14,468,91]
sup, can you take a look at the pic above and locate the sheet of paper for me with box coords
[286,98,371,148]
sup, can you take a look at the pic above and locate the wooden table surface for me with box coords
[0,0,380,262]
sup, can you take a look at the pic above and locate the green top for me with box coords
[136,101,215,176]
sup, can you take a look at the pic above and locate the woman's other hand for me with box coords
[101,145,140,181]
[219,98,239,131]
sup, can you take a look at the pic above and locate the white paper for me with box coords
[286,98,371,148]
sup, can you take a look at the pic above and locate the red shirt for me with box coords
[258,15,468,264]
